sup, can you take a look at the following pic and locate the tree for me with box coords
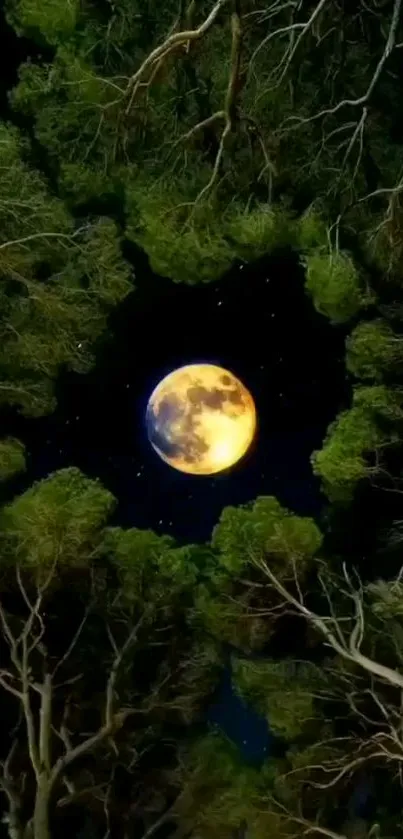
[346,319,403,381]
[191,496,322,654]
[0,122,132,417]
[7,0,403,284]
[0,468,218,839]
[211,495,322,575]
[311,385,403,502]
[232,657,329,741]
[253,548,403,805]
[0,439,26,481]
[176,499,359,839]
[166,731,291,839]
[195,509,403,839]
[303,250,373,325]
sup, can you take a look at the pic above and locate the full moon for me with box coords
[146,364,257,475]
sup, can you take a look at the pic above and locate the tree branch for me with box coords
[283,0,403,131]
[124,0,231,115]
[49,708,132,789]
[254,553,403,690]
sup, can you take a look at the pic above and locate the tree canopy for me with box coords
[0,122,132,417]
[4,0,403,291]
[2,1,403,838]
[2,468,403,838]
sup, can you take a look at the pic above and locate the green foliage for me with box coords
[125,176,235,283]
[297,207,329,252]
[3,2,403,832]
[212,496,322,575]
[346,320,403,380]
[192,498,322,653]
[6,0,79,41]
[192,580,271,653]
[0,467,115,569]
[7,0,403,290]
[0,437,26,480]
[0,121,132,415]
[280,736,352,810]
[366,579,403,620]
[126,177,296,282]
[312,403,381,502]
[224,203,296,261]
[232,658,327,740]
[59,162,117,208]
[0,121,72,271]
[67,217,132,306]
[304,249,373,324]
[0,466,223,837]
[101,525,197,610]
[354,384,403,422]
[311,385,402,501]
[171,732,284,839]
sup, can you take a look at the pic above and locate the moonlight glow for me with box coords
[146,364,257,475]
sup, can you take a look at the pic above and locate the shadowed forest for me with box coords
[2,2,403,838]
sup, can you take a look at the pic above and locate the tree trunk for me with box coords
[32,777,51,839]
[4,807,25,839]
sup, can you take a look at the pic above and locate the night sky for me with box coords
[1,247,349,544]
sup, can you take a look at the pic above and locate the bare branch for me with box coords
[52,602,91,678]
[124,0,231,115]
[0,226,90,252]
[284,0,403,131]
[195,5,243,201]
[50,708,132,789]
[276,0,330,86]
[38,674,52,774]
[0,739,24,839]
[254,553,403,690]
[105,613,146,727]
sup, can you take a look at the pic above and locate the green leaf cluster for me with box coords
[212,495,322,574]
[0,466,115,570]
[304,249,373,324]
[0,437,26,481]
[0,123,132,416]
[346,320,403,381]
[311,385,403,501]
[232,658,327,740]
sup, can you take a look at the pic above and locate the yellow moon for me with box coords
[146,364,256,475]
